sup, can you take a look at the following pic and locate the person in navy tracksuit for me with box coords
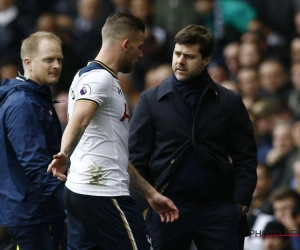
[0,31,66,250]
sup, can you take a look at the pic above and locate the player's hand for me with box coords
[47,152,68,181]
[147,192,179,223]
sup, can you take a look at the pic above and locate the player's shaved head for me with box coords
[102,12,145,43]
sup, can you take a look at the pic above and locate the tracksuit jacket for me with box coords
[0,76,65,226]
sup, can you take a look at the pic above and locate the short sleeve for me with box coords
[75,70,113,107]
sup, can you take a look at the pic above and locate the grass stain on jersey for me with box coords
[89,163,106,185]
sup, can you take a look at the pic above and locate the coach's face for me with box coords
[120,31,144,73]
[172,43,210,82]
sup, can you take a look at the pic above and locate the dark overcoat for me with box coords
[129,73,257,234]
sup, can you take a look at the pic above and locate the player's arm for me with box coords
[128,161,179,223]
[61,100,97,158]
[47,100,97,180]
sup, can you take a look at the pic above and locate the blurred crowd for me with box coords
[2,0,300,249]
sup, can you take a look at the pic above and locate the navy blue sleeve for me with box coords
[5,97,58,193]
[129,91,154,179]
[228,95,258,207]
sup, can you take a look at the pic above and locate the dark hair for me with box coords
[263,221,286,236]
[174,24,214,59]
[270,186,300,204]
[0,57,20,68]
[292,198,300,218]
[250,97,285,119]
[102,12,145,40]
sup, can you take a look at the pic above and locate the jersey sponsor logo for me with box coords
[120,103,130,122]
[79,84,91,96]
[71,89,75,100]
[117,87,123,96]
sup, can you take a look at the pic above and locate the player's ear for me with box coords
[122,39,129,50]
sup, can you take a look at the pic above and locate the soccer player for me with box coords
[48,13,178,250]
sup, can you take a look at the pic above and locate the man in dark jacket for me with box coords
[0,31,66,250]
[129,24,257,250]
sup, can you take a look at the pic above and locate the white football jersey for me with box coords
[66,61,131,196]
